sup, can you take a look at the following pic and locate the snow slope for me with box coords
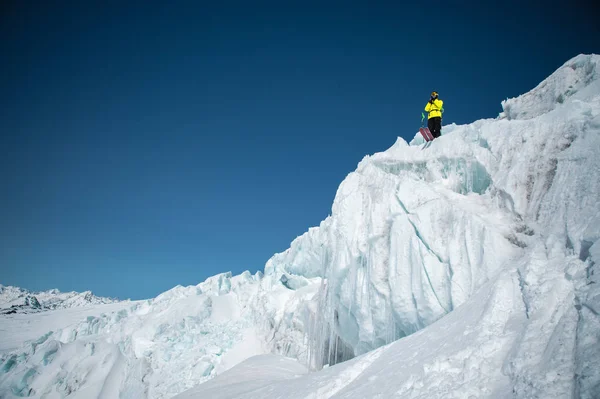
[177,272,526,398]
[1,54,599,398]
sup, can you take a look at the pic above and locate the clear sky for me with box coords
[1,1,598,299]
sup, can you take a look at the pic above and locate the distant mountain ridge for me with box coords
[0,284,119,314]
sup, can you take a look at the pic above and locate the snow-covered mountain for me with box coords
[0,285,118,314]
[1,54,599,399]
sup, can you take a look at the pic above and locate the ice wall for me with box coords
[259,54,600,386]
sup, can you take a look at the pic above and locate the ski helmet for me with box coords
[431,91,438,98]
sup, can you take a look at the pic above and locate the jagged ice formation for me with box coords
[1,54,599,399]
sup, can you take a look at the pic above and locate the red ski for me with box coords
[419,127,434,142]
[424,127,434,141]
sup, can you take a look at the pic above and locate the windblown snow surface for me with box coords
[1,54,599,398]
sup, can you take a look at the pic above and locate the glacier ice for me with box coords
[1,54,600,398]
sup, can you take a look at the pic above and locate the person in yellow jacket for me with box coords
[425,91,443,139]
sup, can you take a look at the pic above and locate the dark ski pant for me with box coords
[428,117,442,138]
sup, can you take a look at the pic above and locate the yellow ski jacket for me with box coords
[425,99,444,119]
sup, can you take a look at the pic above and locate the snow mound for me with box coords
[174,355,307,399]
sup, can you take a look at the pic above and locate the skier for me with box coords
[425,91,443,139]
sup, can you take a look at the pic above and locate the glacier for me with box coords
[1,54,599,398]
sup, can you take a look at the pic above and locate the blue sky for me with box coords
[1,2,598,299]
